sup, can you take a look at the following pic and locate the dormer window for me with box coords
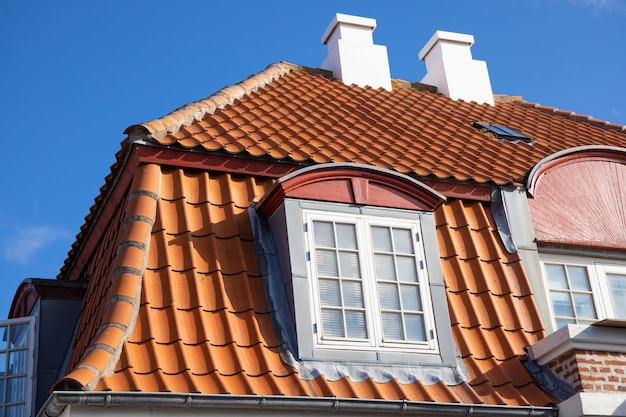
[254,164,459,369]
[305,210,437,352]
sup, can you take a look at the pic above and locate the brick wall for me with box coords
[546,349,626,393]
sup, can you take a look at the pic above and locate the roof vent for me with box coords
[419,31,494,105]
[321,13,392,91]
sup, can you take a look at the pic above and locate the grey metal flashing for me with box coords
[248,206,300,358]
[525,145,626,195]
[491,188,519,254]
[524,354,576,402]
[39,392,559,417]
[537,243,626,261]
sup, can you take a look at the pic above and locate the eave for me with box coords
[40,392,559,417]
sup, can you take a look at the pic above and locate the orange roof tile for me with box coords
[125,62,626,188]
[57,166,555,406]
[53,59,626,408]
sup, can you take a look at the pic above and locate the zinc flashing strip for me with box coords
[40,392,559,417]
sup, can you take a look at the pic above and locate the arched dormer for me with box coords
[257,163,446,216]
[526,146,626,251]
[251,163,462,386]
[526,146,626,330]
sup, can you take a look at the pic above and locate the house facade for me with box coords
[5,13,626,417]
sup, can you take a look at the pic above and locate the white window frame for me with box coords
[540,254,626,329]
[303,209,438,354]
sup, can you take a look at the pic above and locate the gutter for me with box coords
[39,392,558,417]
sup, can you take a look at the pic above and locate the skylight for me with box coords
[473,122,534,144]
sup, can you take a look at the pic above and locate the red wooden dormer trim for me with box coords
[256,163,446,216]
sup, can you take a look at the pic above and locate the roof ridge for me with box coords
[494,94,626,134]
[125,62,304,141]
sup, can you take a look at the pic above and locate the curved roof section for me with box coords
[58,166,555,406]
[55,163,162,391]
[125,62,626,187]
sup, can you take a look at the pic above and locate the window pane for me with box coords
[572,293,596,319]
[401,285,422,311]
[551,291,574,317]
[568,266,590,291]
[6,405,25,417]
[405,314,426,341]
[319,279,340,307]
[338,251,360,278]
[345,311,367,339]
[313,221,335,247]
[381,313,402,340]
[0,326,7,351]
[0,378,4,402]
[378,283,400,310]
[336,223,357,249]
[555,318,575,329]
[8,350,27,376]
[322,310,344,337]
[374,254,395,280]
[342,281,364,308]
[7,377,25,402]
[316,249,338,276]
[396,256,418,282]
[392,228,414,254]
[371,226,392,252]
[607,273,626,318]
[9,324,29,349]
[546,264,568,289]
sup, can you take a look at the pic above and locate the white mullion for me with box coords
[361,218,383,346]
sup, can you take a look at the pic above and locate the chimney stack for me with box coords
[418,31,494,105]
[321,13,392,91]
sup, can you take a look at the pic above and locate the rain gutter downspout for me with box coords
[39,392,558,417]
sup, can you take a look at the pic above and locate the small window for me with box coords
[541,256,626,329]
[0,317,34,417]
[544,263,598,328]
[305,210,437,353]
[473,122,533,144]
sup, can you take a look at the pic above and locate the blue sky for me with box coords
[0,0,625,319]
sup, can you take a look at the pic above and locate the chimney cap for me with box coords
[418,30,475,61]
[321,13,377,45]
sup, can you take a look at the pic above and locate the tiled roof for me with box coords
[127,62,626,187]
[57,167,554,406]
[54,60,626,406]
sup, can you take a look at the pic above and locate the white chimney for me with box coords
[418,31,494,105]
[321,13,392,91]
